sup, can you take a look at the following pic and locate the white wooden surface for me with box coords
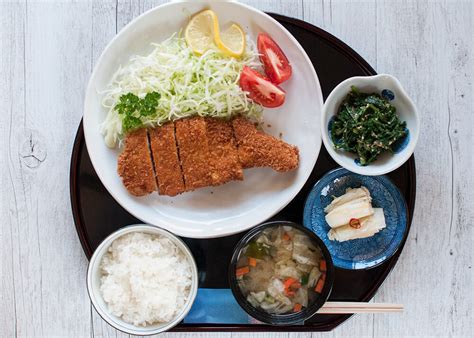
[1,0,473,337]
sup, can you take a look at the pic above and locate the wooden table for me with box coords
[1,0,472,337]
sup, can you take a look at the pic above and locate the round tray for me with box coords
[70,13,416,332]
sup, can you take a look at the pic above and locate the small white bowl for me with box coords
[321,74,419,176]
[86,224,198,335]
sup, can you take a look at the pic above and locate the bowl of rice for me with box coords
[86,224,198,335]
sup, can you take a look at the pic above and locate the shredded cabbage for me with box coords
[100,33,263,147]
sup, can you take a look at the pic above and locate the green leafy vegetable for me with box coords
[330,86,408,165]
[114,92,161,132]
[246,241,270,259]
[300,273,309,286]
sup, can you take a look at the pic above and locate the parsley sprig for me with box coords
[114,92,161,132]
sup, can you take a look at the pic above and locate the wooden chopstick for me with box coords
[317,302,404,314]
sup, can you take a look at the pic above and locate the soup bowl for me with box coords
[228,221,334,325]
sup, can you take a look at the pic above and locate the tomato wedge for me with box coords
[257,33,292,84]
[239,66,285,108]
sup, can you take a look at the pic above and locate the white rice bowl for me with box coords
[99,232,193,326]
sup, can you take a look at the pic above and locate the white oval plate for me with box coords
[83,1,323,238]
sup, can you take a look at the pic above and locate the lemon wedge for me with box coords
[185,10,219,55]
[215,23,246,58]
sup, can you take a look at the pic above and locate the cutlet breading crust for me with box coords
[117,117,300,197]
[205,118,243,185]
[149,124,185,197]
[175,117,213,191]
[117,128,157,196]
[232,117,299,172]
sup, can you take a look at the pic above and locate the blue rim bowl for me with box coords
[303,168,408,270]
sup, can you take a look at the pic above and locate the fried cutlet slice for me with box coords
[232,117,299,172]
[205,118,243,185]
[117,128,157,196]
[148,124,185,197]
[175,117,213,191]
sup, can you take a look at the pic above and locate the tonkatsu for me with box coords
[175,117,213,191]
[148,123,185,197]
[205,117,243,185]
[232,117,299,172]
[117,116,300,197]
[117,128,157,196]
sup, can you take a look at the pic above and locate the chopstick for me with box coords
[317,302,404,314]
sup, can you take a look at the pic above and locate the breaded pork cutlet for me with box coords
[117,128,157,196]
[205,118,243,185]
[232,117,299,172]
[175,117,213,191]
[148,123,185,197]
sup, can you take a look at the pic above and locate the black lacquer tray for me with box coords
[70,13,416,332]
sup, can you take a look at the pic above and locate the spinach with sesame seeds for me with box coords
[330,86,408,165]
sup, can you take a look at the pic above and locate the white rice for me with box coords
[99,232,193,326]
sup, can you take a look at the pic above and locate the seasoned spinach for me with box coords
[330,86,407,165]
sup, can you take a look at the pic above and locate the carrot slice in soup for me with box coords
[283,277,298,289]
[236,266,250,277]
[319,260,327,272]
[314,277,325,293]
[248,257,257,267]
[293,303,302,312]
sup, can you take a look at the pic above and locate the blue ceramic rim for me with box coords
[303,168,409,270]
